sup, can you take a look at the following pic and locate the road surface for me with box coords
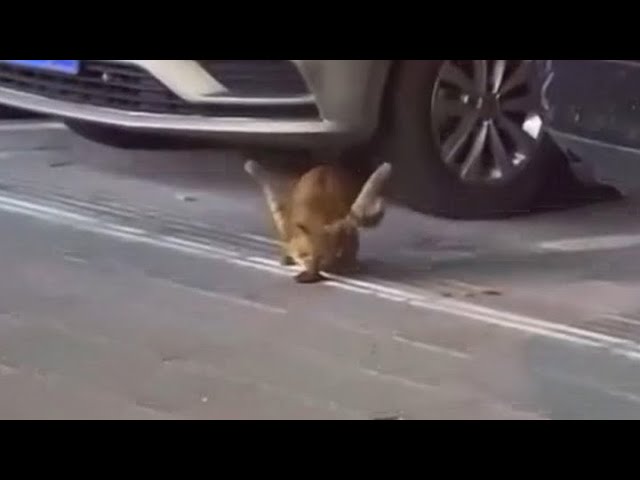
[1,120,640,419]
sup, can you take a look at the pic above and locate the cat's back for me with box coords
[289,164,358,224]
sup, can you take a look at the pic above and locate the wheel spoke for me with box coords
[436,98,472,119]
[488,120,514,178]
[491,60,507,93]
[497,113,536,156]
[435,60,543,185]
[441,111,479,164]
[502,92,538,114]
[460,121,489,181]
[440,62,475,94]
[473,60,488,95]
[499,60,532,96]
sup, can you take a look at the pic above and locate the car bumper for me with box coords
[0,60,389,148]
[547,60,640,152]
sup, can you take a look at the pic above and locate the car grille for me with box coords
[197,60,310,97]
[0,60,318,119]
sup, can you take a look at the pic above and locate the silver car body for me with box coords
[0,60,393,148]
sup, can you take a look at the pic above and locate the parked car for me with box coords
[0,60,559,219]
[546,60,640,153]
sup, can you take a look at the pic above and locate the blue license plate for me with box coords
[0,60,80,75]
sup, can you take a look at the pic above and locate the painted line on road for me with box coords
[538,233,640,253]
[0,194,241,260]
[248,257,426,302]
[240,233,279,246]
[391,333,471,360]
[150,277,287,315]
[600,313,640,327]
[2,192,640,361]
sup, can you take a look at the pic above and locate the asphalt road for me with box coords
[1,120,640,419]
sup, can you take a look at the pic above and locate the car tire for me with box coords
[382,60,558,219]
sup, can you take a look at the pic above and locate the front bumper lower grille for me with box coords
[0,60,318,119]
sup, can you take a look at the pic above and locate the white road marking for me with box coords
[151,278,287,315]
[248,257,426,301]
[240,233,279,245]
[410,298,603,347]
[359,367,438,393]
[391,333,471,360]
[0,121,66,131]
[2,192,640,361]
[228,258,290,276]
[159,235,239,257]
[539,233,640,252]
[600,313,640,326]
[324,281,371,295]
